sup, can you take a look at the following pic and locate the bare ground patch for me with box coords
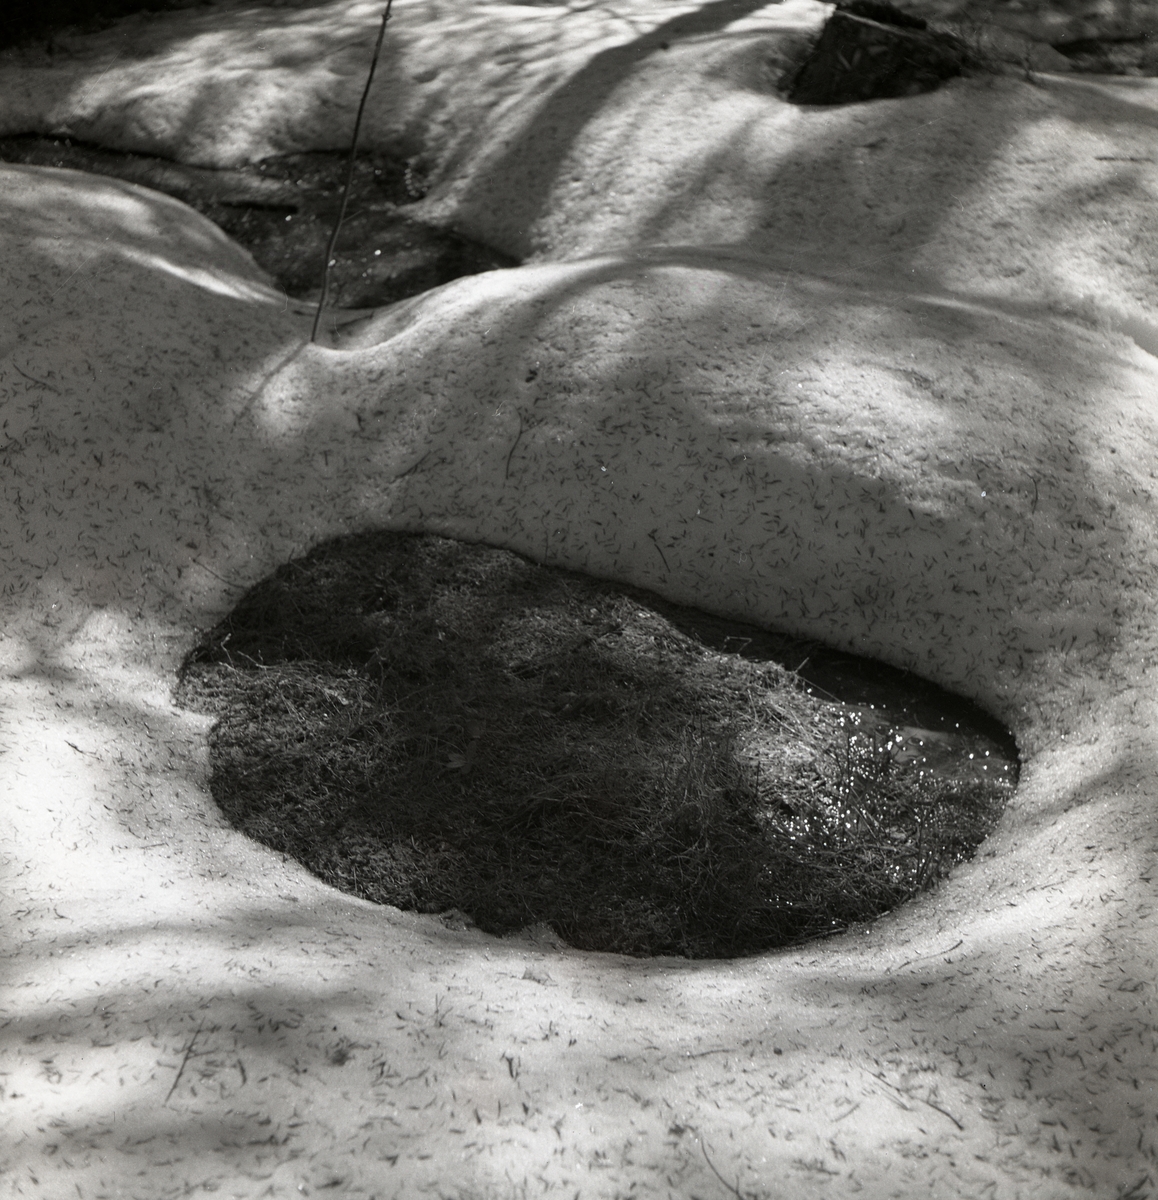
[175,531,1016,959]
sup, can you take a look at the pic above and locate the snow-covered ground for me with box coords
[2,2,1158,1195]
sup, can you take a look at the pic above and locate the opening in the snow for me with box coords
[175,531,1017,959]
[0,138,517,310]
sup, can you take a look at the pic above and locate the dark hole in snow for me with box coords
[175,531,1018,960]
[787,1,970,105]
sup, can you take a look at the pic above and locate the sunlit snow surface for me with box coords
[2,2,1158,1196]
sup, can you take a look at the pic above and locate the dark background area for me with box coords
[4,0,1153,71]
[3,0,188,49]
[2,0,222,49]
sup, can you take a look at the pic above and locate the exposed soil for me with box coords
[0,136,517,309]
[175,531,1017,959]
[1053,34,1158,74]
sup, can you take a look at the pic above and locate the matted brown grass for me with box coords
[175,531,1014,958]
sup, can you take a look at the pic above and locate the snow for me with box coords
[1,2,1157,1195]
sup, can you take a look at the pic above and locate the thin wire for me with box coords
[311,0,395,344]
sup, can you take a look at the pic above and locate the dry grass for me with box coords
[175,531,1014,958]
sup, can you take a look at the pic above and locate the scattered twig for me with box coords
[311,0,395,344]
[700,1135,749,1200]
[889,938,964,973]
[189,559,249,591]
[505,413,525,480]
[869,1071,964,1130]
[10,362,60,394]
[920,1095,965,1131]
[165,1018,206,1104]
[647,529,670,571]
[392,449,431,481]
